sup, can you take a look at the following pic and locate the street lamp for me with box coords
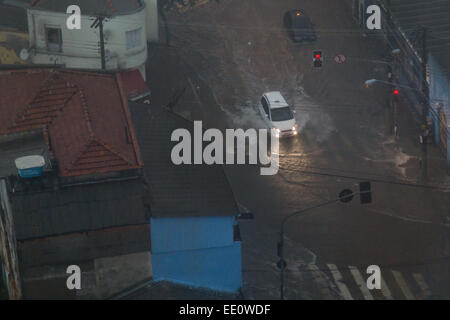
[277,182,372,300]
[365,79,378,87]
[364,78,421,92]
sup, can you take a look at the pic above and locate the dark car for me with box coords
[283,10,316,42]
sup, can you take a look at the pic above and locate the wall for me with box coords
[27,8,147,76]
[95,251,152,299]
[144,0,159,42]
[0,180,22,299]
[151,216,242,293]
[18,224,150,269]
[21,250,152,299]
[18,224,151,299]
[428,55,450,164]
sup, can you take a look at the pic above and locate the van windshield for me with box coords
[293,17,311,29]
[271,107,294,122]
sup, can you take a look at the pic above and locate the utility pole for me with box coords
[277,184,372,300]
[90,15,109,70]
[421,27,428,181]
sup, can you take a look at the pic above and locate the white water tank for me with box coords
[15,155,45,178]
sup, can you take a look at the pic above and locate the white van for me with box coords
[258,91,298,138]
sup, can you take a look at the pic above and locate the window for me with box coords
[126,28,142,50]
[284,12,292,29]
[261,97,269,116]
[46,27,62,52]
[270,107,294,122]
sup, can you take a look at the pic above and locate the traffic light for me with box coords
[392,88,399,102]
[313,50,323,68]
[359,181,372,204]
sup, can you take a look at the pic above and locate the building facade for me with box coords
[130,102,243,294]
[9,0,151,78]
[0,67,151,299]
[352,0,450,165]
[151,216,242,293]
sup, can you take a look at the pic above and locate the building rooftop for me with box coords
[7,176,150,241]
[0,130,50,178]
[0,68,143,178]
[129,102,239,218]
[387,0,450,82]
[3,0,144,16]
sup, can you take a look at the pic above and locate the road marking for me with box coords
[307,264,335,299]
[327,264,353,300]
[392,270,415,300]
[413,273,432,299]
[349,266,374,300]
[380,274,394,300]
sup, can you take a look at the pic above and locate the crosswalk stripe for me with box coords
[327,264,354,300]
[392,270,415,300]
[307,264,335,299]
[380,275,394,300]
[349,266,374,300]
[413,273,432,299]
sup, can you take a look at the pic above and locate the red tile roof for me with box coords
[0,68,143,177]
[119,70,151,101]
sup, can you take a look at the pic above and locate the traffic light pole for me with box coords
[277,189,371,300]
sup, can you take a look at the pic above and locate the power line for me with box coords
[278,165,450,192]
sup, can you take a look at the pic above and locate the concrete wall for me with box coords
[144,0,159,42]
[27,7,147,74]
[21,250,152,299]
[94,251,152,298]
[0,180,22,299]
[18,224,151,299]
[150,216,242,293]
[18,224,150,268]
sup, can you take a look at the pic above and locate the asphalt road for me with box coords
[148,0,450,300]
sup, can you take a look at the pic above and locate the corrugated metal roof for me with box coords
[10,177,150,240]
[129,102,239,218]
[387,0,450,81]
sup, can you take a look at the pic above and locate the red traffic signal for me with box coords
[393,88,399,96]
[313,50,323,68]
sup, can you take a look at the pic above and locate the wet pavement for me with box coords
[147,0,450,299]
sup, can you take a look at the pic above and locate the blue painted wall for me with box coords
[428,55,450,165]
[150,216,242,293]
[151,216,235,253]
